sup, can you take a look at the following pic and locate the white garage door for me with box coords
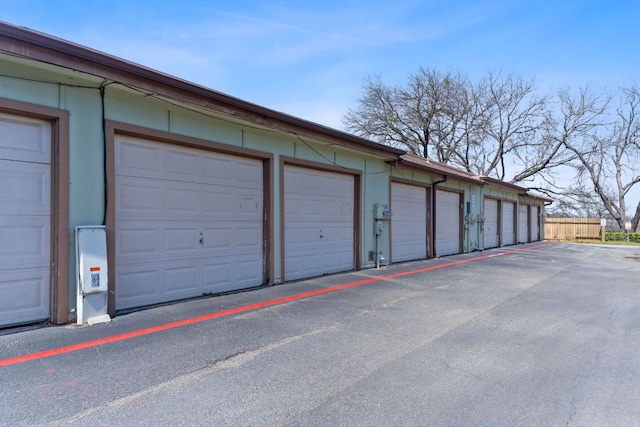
[115,136,264,310]
[435,189,460,256]
[0,113,51,327]
[502,201,516,246]
[284,166,354,281]
[519,205,530,243]
[391,182,428,262]
[483,198,499,249]
[530,206,540,241]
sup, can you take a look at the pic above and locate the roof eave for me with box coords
[397,157,482,184]
[0,21,404,159]
[480,176,528,193]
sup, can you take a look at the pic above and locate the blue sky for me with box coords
[1,0,639,130]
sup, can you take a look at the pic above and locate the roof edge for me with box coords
[398,154,482,184]
[0,21,404,157]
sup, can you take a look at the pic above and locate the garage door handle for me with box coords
[199,232,204,245]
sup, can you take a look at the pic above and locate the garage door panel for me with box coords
[502,202,516,246]
[0,160,50,215]
[286,227,351,246]
[116,227,159,258]
[336,224,353,240]
[300,257,322,278]
[436,190,461,256]
[284,166,354,281]
[0,217,49,268]
[165,266,198,292]
[117,180,162,215]
[0,114,51,164]
[237,195,261,214]
[115,136,264,309]
[320,253,338,271]
[299,198,352,216]
[117,138,260,187]
[201,190,232,215]
[119,178,203,216]
[202,227,234,255]
[391,183,428,263]
[288,252,351,280]
[203,156,263,188]
[285,168,351,195]
[202,156,242,184]
[116,224,263,265]
[236,227,261,247]
[203,264,231,289]
[202,155,233,177]
[483,199,499,249]
[284,255,304,278]
[165,228,200,252]
[284,169,304,191]
[203,227,261,252]
[0,114,51,327]
[0,270,48,324]
[234,161,263,187]
[519,205,529,243]
[165,148,200,177]
[204,191,262,218]
[203,257,262,293]
[166,187,199,213]
[437,238,459,256]
[201,228,232,249]
[530,206,540,241]
[116,269,160,302]
[335,250,354,268]
[116,139,163,175]
[117,264,200,307]
[235,259,262,282]
[117,246,263,292]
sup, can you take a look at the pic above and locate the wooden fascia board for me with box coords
[397,158,481,185]
[0,22,404,160]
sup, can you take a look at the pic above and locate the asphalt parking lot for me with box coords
[2,242,640,426]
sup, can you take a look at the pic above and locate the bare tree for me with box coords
[343,68,560,184]
[561,86,640,230]
[476,72,549,181]
[343,68,473,161]
[344,68,640,226]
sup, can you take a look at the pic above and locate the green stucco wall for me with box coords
[1,52,545,320]
[1,54,399,313]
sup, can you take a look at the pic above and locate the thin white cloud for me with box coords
[155,4,425,64]
[273,99,349,131]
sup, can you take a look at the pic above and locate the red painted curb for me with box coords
[0,242,555,367]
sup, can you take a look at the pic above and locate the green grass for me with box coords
[576,240,640,246]
[601,240,640,246]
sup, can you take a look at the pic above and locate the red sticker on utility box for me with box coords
[90,267,101,272]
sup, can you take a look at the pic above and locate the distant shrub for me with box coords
[605,232,640,243]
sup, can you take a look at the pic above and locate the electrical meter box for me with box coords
[75,226,110,325]
[374,204,393,220]
[76,226,108,294]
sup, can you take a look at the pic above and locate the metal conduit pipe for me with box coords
[477,212,484,251]
[431,174,448,257]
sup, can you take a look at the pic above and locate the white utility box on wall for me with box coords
[75,226,111,325]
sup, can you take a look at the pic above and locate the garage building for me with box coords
[0,22,549,328]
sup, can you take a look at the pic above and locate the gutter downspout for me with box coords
[431,174,448,257]
[477,210,484,251]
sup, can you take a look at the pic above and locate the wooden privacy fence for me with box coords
[544,218,604,241]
